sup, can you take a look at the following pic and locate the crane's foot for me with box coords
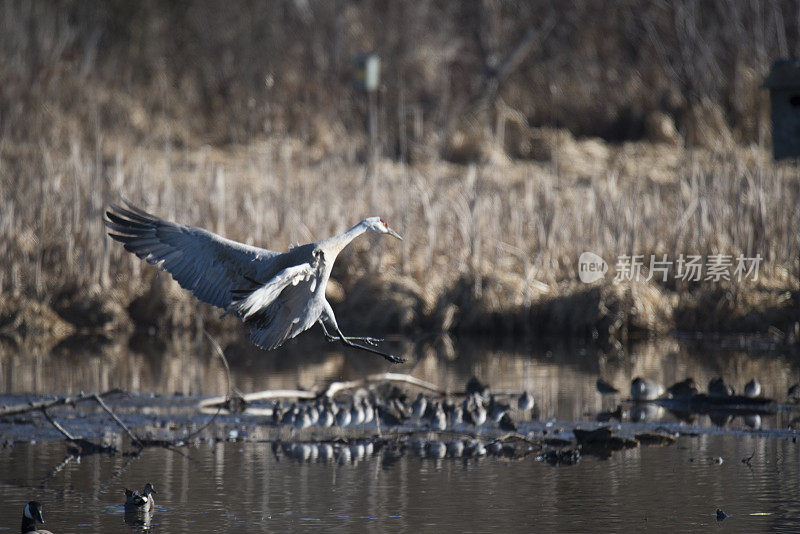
[383,353,407,364]
[328,335,383,346]
[350,336,383,346]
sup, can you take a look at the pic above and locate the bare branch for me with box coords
[92,393,142,448]
[40,408,75,440]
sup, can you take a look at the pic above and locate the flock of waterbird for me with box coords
[268,382,533,435]
[19,371,800,531]
[598,376,767,402]
[16,376,541,532]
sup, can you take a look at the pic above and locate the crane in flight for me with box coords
[104,201,406,363]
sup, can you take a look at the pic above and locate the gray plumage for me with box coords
[105,201,404,362]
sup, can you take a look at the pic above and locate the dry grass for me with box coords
[0,131,797,342]
[0,1,798,343]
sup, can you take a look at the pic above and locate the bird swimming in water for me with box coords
[744,378,761,398]
[596,378,620,395]
[666,378,698,399]
[124,483,157,512]
[463,393,487,427]
[105,201,405,363]
[335,404,352,427]
[20,502,53,534]
[411,393,427,422]
[708,377,734,397]
[630,377,664,401]
[517,391,535,411]
[429,402,447,431]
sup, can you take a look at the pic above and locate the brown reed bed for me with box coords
[1,2,798,347]
[0,131,797,347]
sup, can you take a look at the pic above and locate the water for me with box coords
[2,333,800,531]
[1,436,799,532]
[2,333,798,428]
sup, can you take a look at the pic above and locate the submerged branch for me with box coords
[198,372,446,411]
[40,408,76,440]
[0,389,122,418]
[92,393,143,448]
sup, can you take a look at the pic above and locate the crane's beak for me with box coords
[387,227,403,240]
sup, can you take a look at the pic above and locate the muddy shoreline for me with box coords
[1,390,796,461]
[1,277,798,351]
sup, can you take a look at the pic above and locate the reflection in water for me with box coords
[2,332,799,429]
[1,438,799,532]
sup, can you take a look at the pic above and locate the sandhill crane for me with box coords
[104,201,405,363]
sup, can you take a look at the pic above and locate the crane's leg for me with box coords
[318,320,383,346]
[320,303,406,364]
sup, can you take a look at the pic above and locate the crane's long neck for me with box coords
[319,220,368,259]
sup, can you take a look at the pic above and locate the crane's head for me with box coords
[364,217,403,240]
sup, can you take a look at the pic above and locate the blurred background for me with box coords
[0,0,798,350]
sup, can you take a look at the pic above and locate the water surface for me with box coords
[1,436,799,532]
[2,334,800,532]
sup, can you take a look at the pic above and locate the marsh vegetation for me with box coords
[0,1,797,347]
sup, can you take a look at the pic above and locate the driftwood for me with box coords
[0,389,122,417]
[321,373,445,398]
[0,332,234,451]
[198,372,446,411]
[198,389,317,410]
[40,407,117,455]
[0,389,127,455]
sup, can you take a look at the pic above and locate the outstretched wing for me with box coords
[105,201,281,310]
[230,260,323,349]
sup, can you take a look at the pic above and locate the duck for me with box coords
[411,393,427,421]
[708,377,734,397]
[361,398,374,424]
[517,391,535,411]
[293,407,312,430]
[463,393,487,427]
[335,404,351,427]
[20,501,53,534]
[429,402,447,431]
[630,377,664,401]
[349,401,365,426]
[124,483,157,512]
[744,378,761,398]
[596,378,620,395]
[488,395,510,423]
[317,402,335,427]
[499,412,518,432]
[666,378,698,399]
